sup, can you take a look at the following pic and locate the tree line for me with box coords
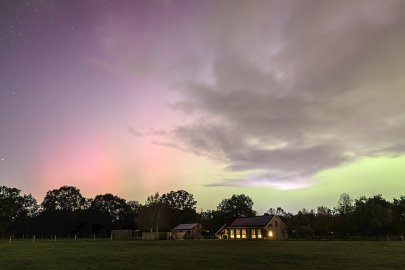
[1,185,404,238]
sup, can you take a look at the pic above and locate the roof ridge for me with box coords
[228,215,274,228]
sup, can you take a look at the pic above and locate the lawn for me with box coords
[0,239,404,270]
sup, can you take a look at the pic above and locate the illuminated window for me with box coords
[241,229,247,239]
[268,230,273,237]
[230,229,234,239]
[257,229,262,238]
[236,229,241,238]
[251,229,256,239]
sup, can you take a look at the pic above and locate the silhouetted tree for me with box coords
[392,196,405,235]
[161,190,197,211]
[41,186,86,212]
[267,207,287,216]
[2,184,405,239]
[353,195,392,236]
[335,193,354,236]
[313,206,333,236]
[161,190,198,226]
[336,193,353,215]
[135,193,170,232]
[0,186,24,235]
[216,194,256,224]
[91,193,138,229]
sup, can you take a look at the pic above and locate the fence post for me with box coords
[9,235,11,244]
[75,235,77,241]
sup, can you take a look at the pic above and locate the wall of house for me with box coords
[226,228,265,239]
[171,226,202,239]
[170,231,187,240]
[190,226,202,239]
[224,217,288,240]
[266,216,288,240]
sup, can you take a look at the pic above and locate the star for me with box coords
[9,90,16,98]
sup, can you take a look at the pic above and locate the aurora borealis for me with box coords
[1,0,405,213]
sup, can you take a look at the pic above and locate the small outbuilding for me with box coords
[222,215,288,240]
[111,230,133,240]
[171,223,202,239]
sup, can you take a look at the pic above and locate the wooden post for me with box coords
[156,209,160,240]
[110,234,113,241]
[75,235,77,241]
[9,235,11,244]
[33,235,35,243]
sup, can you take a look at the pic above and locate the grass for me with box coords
[0,239,404,270]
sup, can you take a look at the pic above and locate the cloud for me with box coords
[97,1,405,189]
[150,141,190,154]
[166,0,405,189]
[128,126,143,138]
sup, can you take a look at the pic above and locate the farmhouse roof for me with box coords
[228,215,274,228]
[172,223,199,230]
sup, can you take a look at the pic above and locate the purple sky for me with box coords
[1,0,405,213]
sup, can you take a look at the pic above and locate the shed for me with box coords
[171,223,202,239]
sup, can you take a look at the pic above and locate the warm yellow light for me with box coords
[269,231,273,237]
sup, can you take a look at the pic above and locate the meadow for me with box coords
[0,239,404,270]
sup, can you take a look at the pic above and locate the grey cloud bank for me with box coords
[116,0,405,189]
[165,1,405,188]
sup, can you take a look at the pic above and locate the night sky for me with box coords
[1,0,405,213]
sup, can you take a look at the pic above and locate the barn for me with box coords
[171,223,202,239]
[221,215,288,240]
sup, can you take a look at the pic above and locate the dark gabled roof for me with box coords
[172,223,199,231]
[228,215,274,228]
[215,224,228,235]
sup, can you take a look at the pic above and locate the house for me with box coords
[215,223,228,239]
[171,223,202,239]
[222,215,288,240]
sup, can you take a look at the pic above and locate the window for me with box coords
[241,229,247,239]
[236,229,241,238]
[268,230,273,238]
[275,220,278,227]
[230,229,234,239]
[257,229,262,238]
[251,229,256,239]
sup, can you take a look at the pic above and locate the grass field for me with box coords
[1,239,404,270]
